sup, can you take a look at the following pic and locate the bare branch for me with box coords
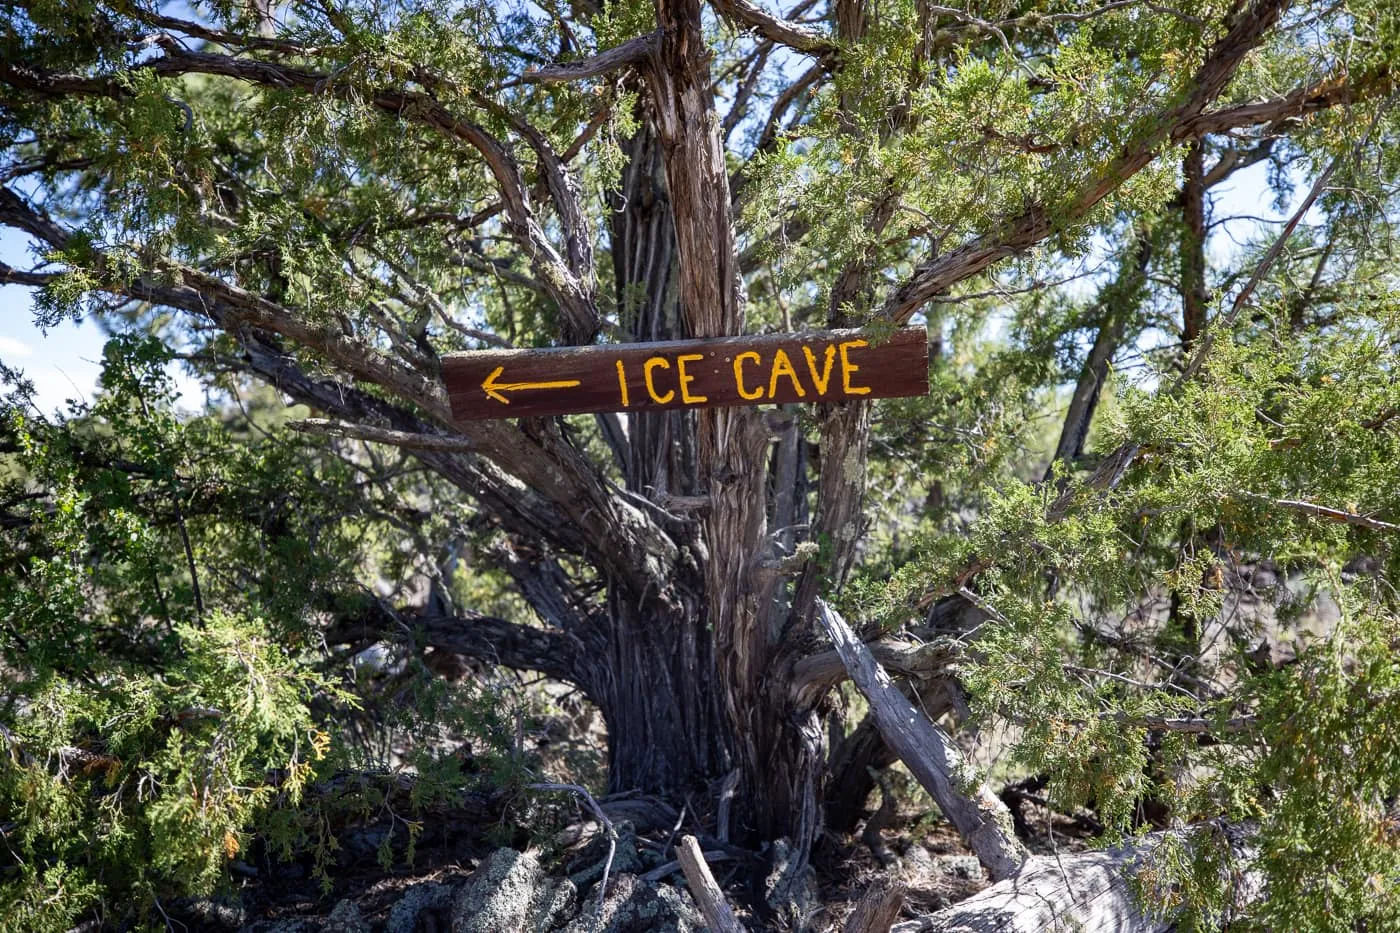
[325,607,589,684]
[676,835,745,933]
[522,32,659,82]
[709,0,835,55]
[1178,149,1342,383]
[790,638,959,709]
[288,418,476,452]
[816,600,1028,881]
[1246,492,1400,534]
[528,784,618,918]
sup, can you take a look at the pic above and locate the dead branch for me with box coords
[528,783,617,918]
[815,600,1028,882]
[676,834,745,933]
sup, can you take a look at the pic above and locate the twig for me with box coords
[528,783,616,917]
[661,802,687,859]
[1242,491,1398,533]
[288,418,475,452]
[1118,713,1254,734]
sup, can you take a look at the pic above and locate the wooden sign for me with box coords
[443,327,929,422]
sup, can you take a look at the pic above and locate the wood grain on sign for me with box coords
[443,327,929,421]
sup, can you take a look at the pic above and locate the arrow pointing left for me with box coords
[481,366,582,404]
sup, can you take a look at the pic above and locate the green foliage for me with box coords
[860,292,1400,924]
[0,613,331,932]
[0,342,531,929]
[5,0,1400,927]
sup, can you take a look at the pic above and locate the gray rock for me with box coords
[246,921,318,933]
[178,896,246,929]
[899,841,937,878]
[932,854,985,880]
[452,848,577,933]
[324,900,371,933]
[385,881,453,933]
[761,838,818,924]
[562,875,703,933]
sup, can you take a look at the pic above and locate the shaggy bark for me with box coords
[1180,142,1209,351]
[645,0,827,856]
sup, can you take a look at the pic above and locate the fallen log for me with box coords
[815,601,1028,882]
[895,821,1260,933]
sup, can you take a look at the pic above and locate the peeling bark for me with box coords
[1180,142,1209,352]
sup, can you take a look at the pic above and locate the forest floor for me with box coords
[159,775,1097,933]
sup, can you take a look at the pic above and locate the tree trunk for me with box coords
[635,0,828,858]
[593,594,733,795]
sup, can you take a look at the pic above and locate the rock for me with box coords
[452,848,577,933]
[760,838,818,924]
[899,842,937,880]
[176,896,246,929]
[245,921,318,933]
[932,854,984,881]
[562,875,704,933]
[385,881,453,933]
[324,900,371,933]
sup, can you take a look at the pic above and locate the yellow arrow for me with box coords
[481,365,581,404]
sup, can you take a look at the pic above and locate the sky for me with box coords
[0,158,1300,418]
[0,226,207,417]
[0,226,110,418]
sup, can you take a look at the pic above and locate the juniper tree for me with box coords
[3,0,1400,928]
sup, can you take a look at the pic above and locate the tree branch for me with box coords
[879,0,1290,323]
[325,607,588,685]
[1188,66,1393,137]
[0,47,603,343]
[523,32,660,82]
[288,418,477,451]
[790,637,959,709]
[0,186,679,600]
[1247,493,1399,534]
[816,600,1028,881]
[709,0,835,55]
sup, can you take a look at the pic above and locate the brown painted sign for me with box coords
[443,327,929,421]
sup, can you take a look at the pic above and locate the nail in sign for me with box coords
[443,327,929,421]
